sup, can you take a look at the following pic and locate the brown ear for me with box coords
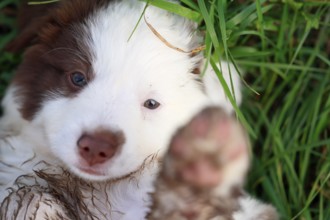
[5,0,58,53]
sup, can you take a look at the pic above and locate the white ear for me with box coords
[202,60,242,113]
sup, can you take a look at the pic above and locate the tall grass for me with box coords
[0,0,19,99]
[176,1,330,219]
[0,0,329,219]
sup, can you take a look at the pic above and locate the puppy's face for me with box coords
[12,1,210,181]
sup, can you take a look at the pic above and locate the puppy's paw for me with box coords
[166,106,250,191]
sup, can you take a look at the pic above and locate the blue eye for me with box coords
[70,72,87,87]
[144,99,160,110]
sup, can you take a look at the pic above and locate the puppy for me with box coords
[0,0,251,219]
[148,107,278,220]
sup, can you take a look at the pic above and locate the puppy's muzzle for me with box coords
[77,129,125,166]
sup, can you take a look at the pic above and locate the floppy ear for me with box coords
[5,0,58,53]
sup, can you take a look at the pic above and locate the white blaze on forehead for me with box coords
[86,2,201,81]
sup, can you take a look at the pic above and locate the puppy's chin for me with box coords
[68,165,111,181]
[67,162,139,182]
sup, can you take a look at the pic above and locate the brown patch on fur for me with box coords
[13,38,93,120]
[38,0,111,46]
[5,0,58,52]
[6,0,113,52]
[10,0,116,120]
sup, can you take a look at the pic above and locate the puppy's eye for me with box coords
[144,99,160,110]
[70,72,87,87]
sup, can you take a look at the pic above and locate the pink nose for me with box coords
[77,130,125,166]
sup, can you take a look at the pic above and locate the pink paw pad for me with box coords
[167,106,248,188]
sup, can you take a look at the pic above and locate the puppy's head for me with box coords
[11,0,211,181]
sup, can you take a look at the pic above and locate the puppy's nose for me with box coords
[77,130,125,166]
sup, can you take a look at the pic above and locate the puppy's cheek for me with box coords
[43,122,81,167]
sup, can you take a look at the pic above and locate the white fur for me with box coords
[0,86,27,137]
[0,1,261,219]
[234,197,279,220]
